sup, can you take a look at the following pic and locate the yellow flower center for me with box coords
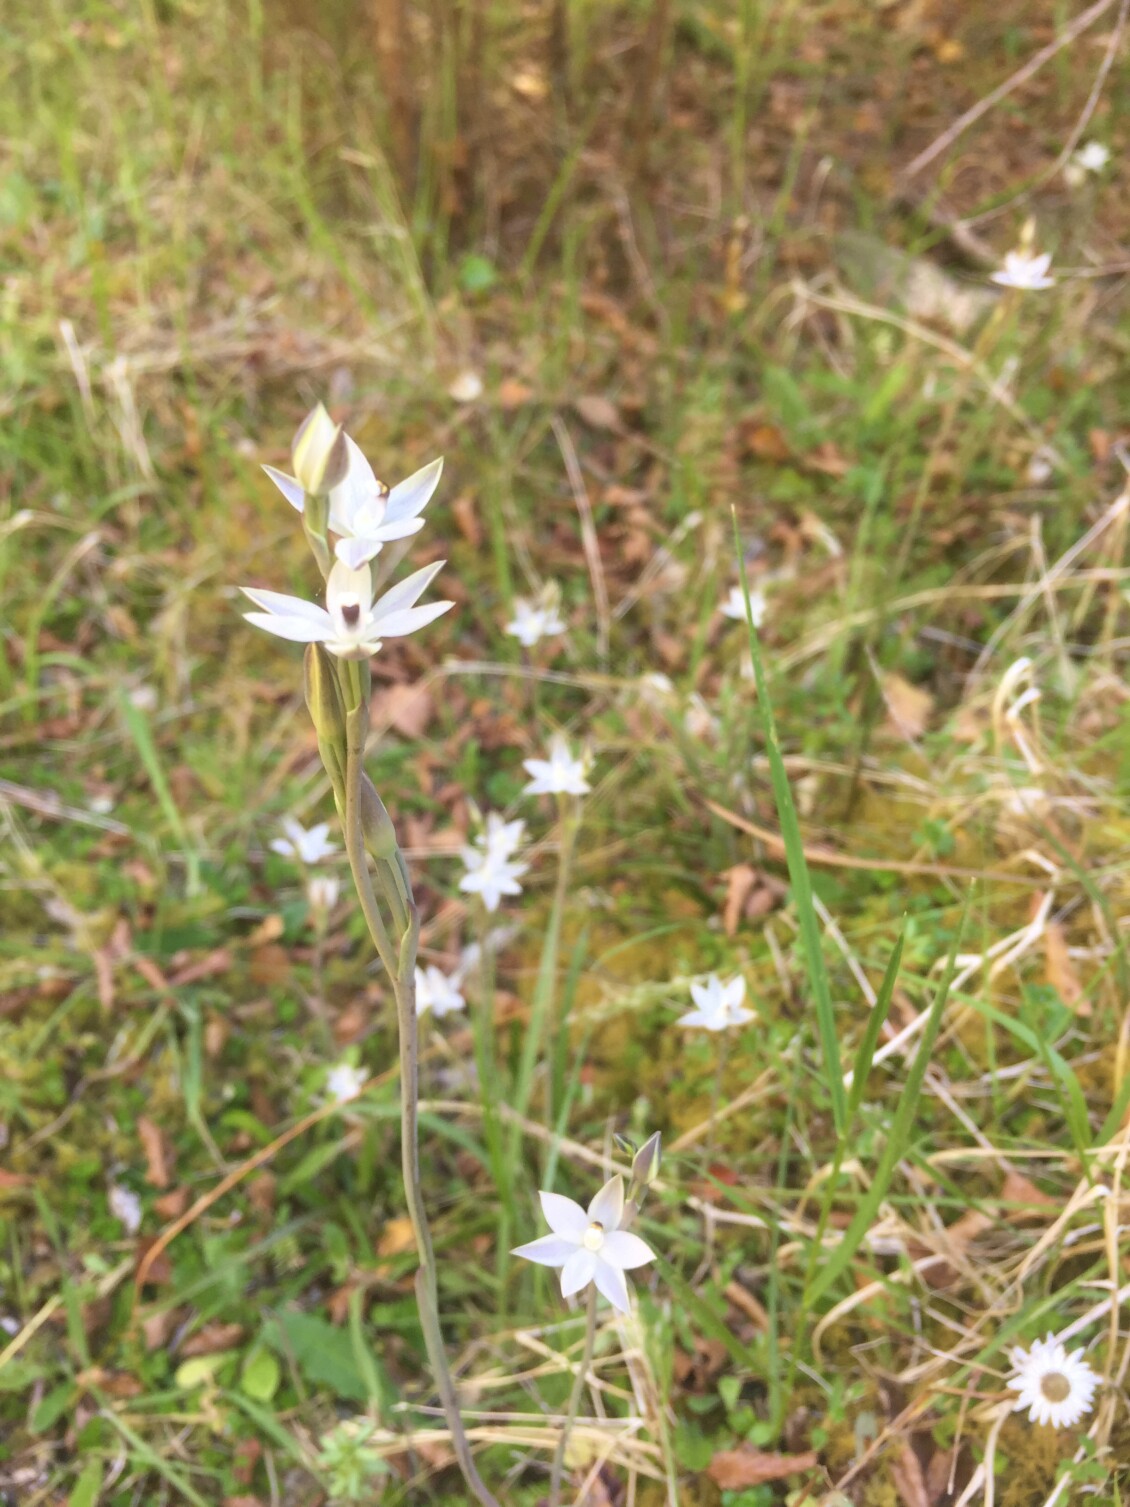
[1040,1372,1071,1403]
[582,1221,605,1252]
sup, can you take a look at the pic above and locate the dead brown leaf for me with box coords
[451,493,481,547]
[182,1322,246,1356]
[377,1217,416,1257]
[1045,923,1087,1014]
[723,864,758,937]
[371,682,434,739]
[574,394,621,431]
[497,378,533,410]
[707,1447,819,1489]
[882,672,934,740]
[892,1443,930,1507]
[137,1116,172,1189]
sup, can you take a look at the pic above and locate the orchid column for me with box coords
[242,405,500,1507]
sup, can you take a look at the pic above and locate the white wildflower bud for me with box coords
[291,403,349,497]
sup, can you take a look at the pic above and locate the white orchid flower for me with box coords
[242,559,452,661]
[481,813,525,858]
[272,818,337,864]
[991,249,1055,291]
[328,438,444,569]
[263,435,443,571]
[678,973,753,1032]
[512,1174,656,1313]
[522,735,591,797]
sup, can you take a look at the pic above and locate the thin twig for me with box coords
[899,0,1118,182]
[552,415,611,665]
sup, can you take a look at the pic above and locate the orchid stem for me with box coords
[337,664,500,1507]
[549,1284,598,1507]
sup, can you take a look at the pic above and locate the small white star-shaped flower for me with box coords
[991,249,1055,291]
[720,584,766,627]
[678,973,753,1032]
[109,1184,142,1234]
[326,1062,367,1103]
[512,1175,656,1313]
[272,818,337,864]
[522,735,591,797]
[1008,1334,1099,1428]
[415,964,466,1017]
[506,596,567,648]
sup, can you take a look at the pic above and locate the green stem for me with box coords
[337,663,499,1507]
[548,1284,598,1507]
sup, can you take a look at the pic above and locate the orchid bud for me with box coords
[631,1131,661,1189]
[304,643,347,743]
[291,403,349,497]
[358,773,397,859]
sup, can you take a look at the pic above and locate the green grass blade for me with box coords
[846,926,905,1123]
[804,904,965,1307]
[732,511,845,1131]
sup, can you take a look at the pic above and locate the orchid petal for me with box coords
[372,600,454,638]
[511,1234,578,1268]
[592,1259,630,1312]
[262,465,306,513]
[601,1231,657,1270]
[244,612,331,643]
[240,587,331,626]
[333,536,386,570]
[372,559,445,620]
[587,1176,625,1229]
[560,1248,597,1297]
[539,1191,588,1241]
[384,457,444,525]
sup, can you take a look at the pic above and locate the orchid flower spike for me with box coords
[242,559,453,661]
[678,973,753,1032]
[512,1175,656,1313]
[328,439,444,569]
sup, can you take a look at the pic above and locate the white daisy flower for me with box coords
[522,734,591,797]
[512,1174,656,1313]
[720,584,767,627]
[415,964,466,1017]
[678,973,753,1032]
[1008,1334,1099,1428]
[326,1062,367,1103]
[272,818,337,864]
[242,558,453,661]
[991,249,1055,291]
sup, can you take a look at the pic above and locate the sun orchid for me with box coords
[512,1175,656,1313]
[242,558,453,661]
[1008,1334,1099,1428]
[678,973,753,1032]
[522,734,591,796]
[272,817,337,864]
[991,249,1055,291]
[328,439,444,569]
